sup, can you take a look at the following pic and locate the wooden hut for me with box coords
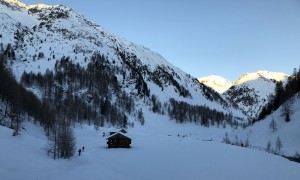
[107,132,131,148]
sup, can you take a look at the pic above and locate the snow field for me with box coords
[1,116,300,180]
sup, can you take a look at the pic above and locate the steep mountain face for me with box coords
[199,71,288,118]
[0,0,245,128]
[225,71,288,118]
[198,75,233,94]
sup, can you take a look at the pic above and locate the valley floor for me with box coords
[0,119,299,180]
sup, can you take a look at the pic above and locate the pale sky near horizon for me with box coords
[21,0,300,81]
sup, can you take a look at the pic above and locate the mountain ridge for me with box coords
[199,70,288,93]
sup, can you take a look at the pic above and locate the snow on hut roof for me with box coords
[106,132,131,140]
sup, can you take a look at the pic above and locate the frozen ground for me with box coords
[0,116,299,180]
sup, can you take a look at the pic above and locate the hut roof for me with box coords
[106,132,131,140]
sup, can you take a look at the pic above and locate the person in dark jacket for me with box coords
[78,149,81,156]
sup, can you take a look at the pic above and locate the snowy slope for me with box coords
[198,75,233,93]
[234,93,300,157]
[200,71,288,118]
[1,117,300,180]
[0,0,244,118]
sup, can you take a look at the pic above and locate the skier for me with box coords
[82,146,85,152]
[78,149,81,156]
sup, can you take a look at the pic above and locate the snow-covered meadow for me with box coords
[1,115,299,180]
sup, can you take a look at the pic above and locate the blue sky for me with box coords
[22,0,300,81]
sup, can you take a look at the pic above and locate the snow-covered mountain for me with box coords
[199,71,288,118]
[0,0,245,125]
[225,71,288,118]
[198,75,233,94]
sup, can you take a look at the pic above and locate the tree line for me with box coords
[168,98,236,127]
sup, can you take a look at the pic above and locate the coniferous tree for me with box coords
[123,114,128,128]
[281,100,293,122]
[275,136,283,153]
[274,82,284,109]
[269,117,277,133]
[266,140,272,152]
[137,108,145,126]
